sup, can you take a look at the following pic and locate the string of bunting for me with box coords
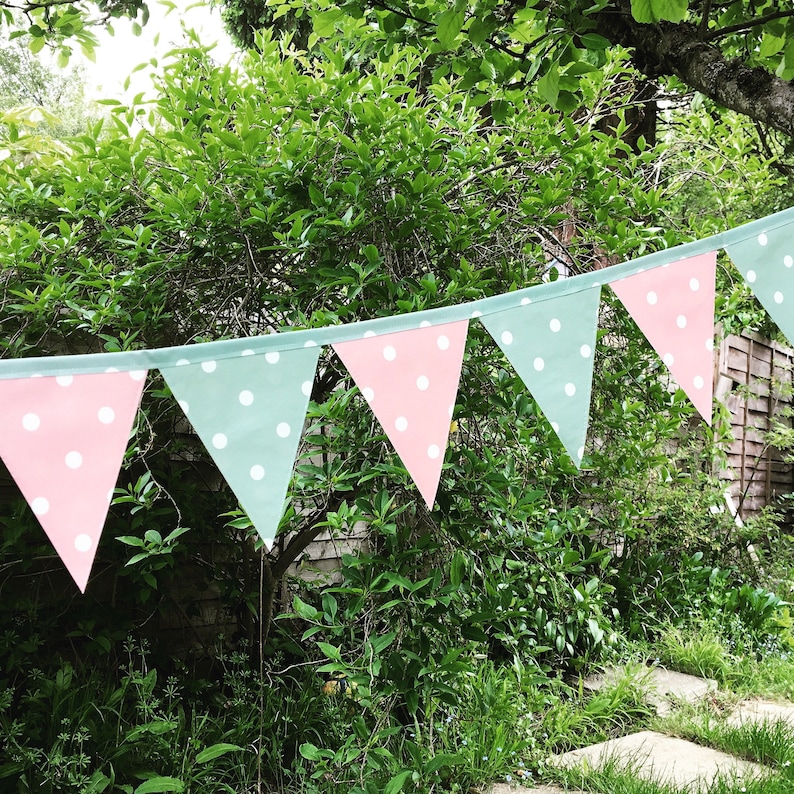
[1,208,793,592]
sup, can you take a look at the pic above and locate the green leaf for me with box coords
[536,64,559,107]
[299,742,325,761]
[195,743,243,764]
[28,35,46,54]
[293,595,321,620]
[134,778,184,794]
[424,753,463,774]
[450,549,467,587]
[759,32,785,59]
[437,9,465,49]
[631,0,688,24]
[312,9,343,38]
[579,33,611,49]
[384,770,413,794]
[316,641,342,661]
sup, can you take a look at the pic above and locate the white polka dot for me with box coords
[564,383,576,396]
[471,310,483,318]
[383,345,397,361]
[577,446,585,460]
[549,318,561,332]
[98,406,115,424]
[427,444,441,459]
[32,497,49,515]
[239,390,254,406]
[241,349,255,356]
[65,451,83,469]
[785,255,793,268]
[437,335,450,350]
[419,320,432,328]
[265,351,280,364]
[176,359,190,366]
[551,422,560,432]
[689,278,700,291]
[22,413,40,431]
[706,338,714,351]
[178,399,190,414]
[416,375,429,391]
[250,464,265,481]
[301,380,313,397]
[56,375,73,387]
[663,353,674,366]
[105,367,119,373]
[212,433,228,449]
[201,361,216,373]
[774,291,784,304]
[74,534,92,553]
[129,370,146,381]
[580,344,592,358]
[304,340,318,348]
[520,297,531,306]
[276,422,291,438]
[758,233,768,246]
[533,357,545,371]
[363,330,377,338]
[448,404,454,417]
[395,416,408,431]
[501,331,514,345]
[746,270,757,283]
[694,375,705,390]
[362,387,375,402]
[676,315,687,329]
[646,291,658,305]
[107,489,114,503]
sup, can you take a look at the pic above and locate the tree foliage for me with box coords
[219,0,794,140]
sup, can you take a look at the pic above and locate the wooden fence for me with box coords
[715,330,794,521]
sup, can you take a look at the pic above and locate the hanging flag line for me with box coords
[0,207,793,379]
[0,208,792,591]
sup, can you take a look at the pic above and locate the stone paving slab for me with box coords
[549,730,768,790]
[727,699,794,728]
[583,666,717,715]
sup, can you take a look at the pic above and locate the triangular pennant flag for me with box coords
[724,224,794,346]
[480,287,601,466]
[160,346,321,549]
[0,370,147,592]
[333,321,468,507]
[609,251,717,423]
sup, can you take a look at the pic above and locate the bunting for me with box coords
[480,287,601,465]
[160,346,321,549]
[0,371,146,591]
[333,321,468,507]
[724,220,794,345]
[609,252,717,423]
[1,207,793,590]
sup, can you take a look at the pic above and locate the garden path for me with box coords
[488,668,794,793]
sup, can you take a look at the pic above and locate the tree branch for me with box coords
[597,3,794,139]
[705,8,794,42]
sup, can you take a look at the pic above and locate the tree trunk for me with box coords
[597,2,794,139]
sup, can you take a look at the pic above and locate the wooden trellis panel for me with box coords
[716,330,794,521]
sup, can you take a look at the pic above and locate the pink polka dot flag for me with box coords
[333,321,468,508]
[609,251,717,423]
[0,370,147,592]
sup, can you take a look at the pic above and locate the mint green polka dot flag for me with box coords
[160,346,321,548]
[480,286,601,466]
[724,224,794,346]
